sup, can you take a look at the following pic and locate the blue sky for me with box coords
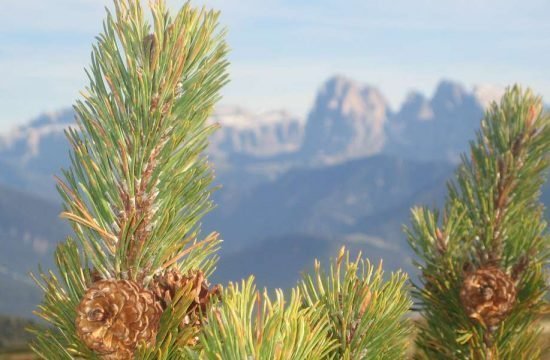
[0,0,548,131]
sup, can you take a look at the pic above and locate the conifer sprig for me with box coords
[408,86,549,359]
[194,277,338,359]
[300,247,413,359]
[30,0,228,357]
[57,0,229,281]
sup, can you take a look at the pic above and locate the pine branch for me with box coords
[30,0,229,357]
[408,86,550,359]
[57,0,228,281]
[195,277,338,359]
[300,246,413,359]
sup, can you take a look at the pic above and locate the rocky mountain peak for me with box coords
[431,80,469,111]
[384,79,485,163]
[317,76,387,117]
[300,76,389,164]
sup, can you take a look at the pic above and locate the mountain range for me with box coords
[1,76,546,318]
[0,76,497,199]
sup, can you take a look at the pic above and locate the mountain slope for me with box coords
[213,232,412,291]
[205,155,455,250]
[0,185,69,317]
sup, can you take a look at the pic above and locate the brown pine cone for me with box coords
[75,279,162,359]
[151,268,221,326]
[460,265,517,327]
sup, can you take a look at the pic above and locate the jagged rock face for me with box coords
[384,80,485,163]
[400,92,434,122]
[386,92,433,145]
[300,76,389,165]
